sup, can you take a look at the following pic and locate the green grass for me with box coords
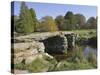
[52,46,97,71]
[14,63,27,70]
[26,58,49,72]
[14,56,57,72]
[14,58,50,72]
[72,29,97,38]
[54,61,94,71]
[14,47,97,72]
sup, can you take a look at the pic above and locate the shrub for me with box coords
[46,57,57,72]
[26,58,49,72]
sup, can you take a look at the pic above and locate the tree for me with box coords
[15,2,34,33]
[55,15,64,30]
[64,11,73,20]
[74,14,86,29]
[64,11,77,30]
[86,17,97,29]
[39,16,58,32]
[62,20,71,30]
[29,8,38,31]
[30,8,36,18]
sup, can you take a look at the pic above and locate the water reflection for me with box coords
[83,45,97,57]
[51,45,97,62]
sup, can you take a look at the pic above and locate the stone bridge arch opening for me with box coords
[41,33,76,55]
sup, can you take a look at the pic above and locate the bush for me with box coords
[26,58,49,72]
[26,57,57,72]
[45,57,57,72]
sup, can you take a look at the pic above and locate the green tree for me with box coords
[64,11,77,30]
[62,20,71,30]
[74,14,86,29]
[15,2,34,33]
[30,8,36,18]
[39,16,58,32]
[55,15,64,30]
[86,17,97,29]
[29,8,38,32]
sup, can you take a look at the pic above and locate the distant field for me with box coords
[15,29,97,40]
[71,29,97,38]
[72,29,96,34]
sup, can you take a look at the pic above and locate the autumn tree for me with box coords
[39,16,58,32]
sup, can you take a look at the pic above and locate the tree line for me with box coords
[11,2,97,33]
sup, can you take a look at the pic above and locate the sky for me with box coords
[12,1,97,20]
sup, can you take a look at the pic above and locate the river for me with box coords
[52,45,97,62]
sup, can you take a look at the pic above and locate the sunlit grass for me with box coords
[72,29,97,38]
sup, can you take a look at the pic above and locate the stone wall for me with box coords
[11,40,53,64]
[12,32,76,64]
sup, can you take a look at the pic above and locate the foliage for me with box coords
[29,8,38,32]
[14,63,27,70]
[39,16,58,32]
[74,14,86,29]
[15,2,35,33]
[64,11,77,30]
[53,46,97,71]
[14,45,97,72]
[55,15,64,30]
[14,56,57,72]
[26,58,49,72]
[13,3,97,33]
[86,17,97,29]
[45,57,57,71]
[62,20,71,30]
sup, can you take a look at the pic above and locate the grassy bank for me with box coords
[14,47,97,72]
[72,29,97,38]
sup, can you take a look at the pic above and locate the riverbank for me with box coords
[12,29,97,73]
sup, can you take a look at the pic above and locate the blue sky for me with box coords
[12,1,97,20]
